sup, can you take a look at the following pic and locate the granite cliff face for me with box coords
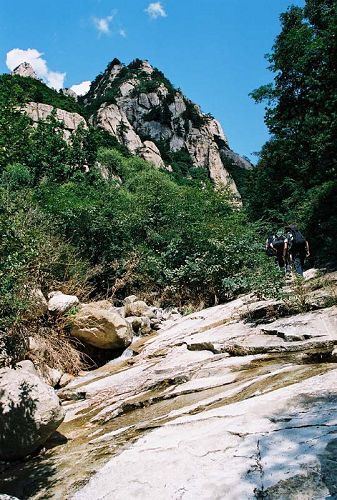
[83,58,252,194]
[24,102,87,141]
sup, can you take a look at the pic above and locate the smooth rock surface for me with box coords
[74,370,337,500]
[2,274,337,498]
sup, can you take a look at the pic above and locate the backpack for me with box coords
[271,235,285,250]
[286,229,306,254]
[266,235,276,256]
[289,229,306,247]
[266,234,284,256]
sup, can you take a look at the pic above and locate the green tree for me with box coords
[248,0,337,264]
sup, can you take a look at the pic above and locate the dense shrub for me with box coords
[34,148,283,306]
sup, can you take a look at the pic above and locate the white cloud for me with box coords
[45,70,66,91]
[70,80,91,96]
[119,28,127,38]
[93,15,113,34]
[6,48,65,89]
[145,2,167,19]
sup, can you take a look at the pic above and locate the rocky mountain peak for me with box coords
[81,57,253,196]
[12,62,38,80]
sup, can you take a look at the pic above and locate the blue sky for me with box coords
[0,0,304,162]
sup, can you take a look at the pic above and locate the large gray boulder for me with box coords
[0,367,65,460]
[70,304,132,349]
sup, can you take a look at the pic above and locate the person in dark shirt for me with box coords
[283,224,310,276]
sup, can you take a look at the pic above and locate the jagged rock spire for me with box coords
[12,62,38,80]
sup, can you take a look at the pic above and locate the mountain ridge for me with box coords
[13,58,252,195]
[82,58,252,193]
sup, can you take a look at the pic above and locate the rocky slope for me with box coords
[1,270,337,499]
[83,58,252,194]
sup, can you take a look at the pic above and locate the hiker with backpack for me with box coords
[283,225,310,276]
[266,231,286,271]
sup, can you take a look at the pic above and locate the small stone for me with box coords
[124,295,139,305]
[59,373,75,388]
[48,291,79,315]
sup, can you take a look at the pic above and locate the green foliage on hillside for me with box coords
[35,150,281,306]
[0,71,283,335]
[247,0,337,266]
[0,74,82,114]
[182,100,207,129]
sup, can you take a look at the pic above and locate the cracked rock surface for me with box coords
[1,271,337,499]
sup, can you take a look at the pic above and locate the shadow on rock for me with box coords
[0,454,59,499]
[251,393,337,499]
[0,381,38,459]
[0,373,64,498]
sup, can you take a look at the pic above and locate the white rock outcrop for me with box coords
[48,291,79,315]
[0,367,64,460]
[23,102,87,141]
[12,62,38,80]
[93,104,143,154]
[83,59,248,196]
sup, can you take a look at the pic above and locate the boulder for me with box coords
[48,291,79,315]
[16,360,39,376]
[26,288,48,319]
[124,295,139,305]
[0,367,64,460]
[125,316,151,335]
[43,366,63,388]
[306,287,337,309]
[125,316,143,334]
[138,141,165,169]
[124,300,156,319]
[303,268,321,281]
[71,304,132,350]
[85,300,113,310]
